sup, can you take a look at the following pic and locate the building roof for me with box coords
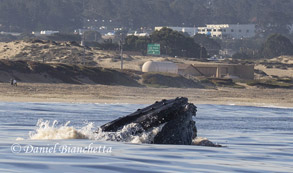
[177,63,254,70]
[177,63,193,70]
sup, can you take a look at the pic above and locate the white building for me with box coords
[142,61,178,74]
[40,30,59,35]
[198,24,255,39]
[0,31,21,36]
[127,31,149,37]
[155,26,198,37]
[155,24,256,39]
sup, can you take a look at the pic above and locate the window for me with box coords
[207,29,212,32]
[218,29,222,32]
[213,29,216,32]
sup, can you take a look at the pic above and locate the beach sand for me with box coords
[0,83,292,107]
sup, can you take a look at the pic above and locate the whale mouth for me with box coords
[99,97,198,145]
[26,97,220,146]
[94,122,167,144]
[26,119,220,146]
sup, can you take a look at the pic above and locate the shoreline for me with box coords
[1,97,292,109]
[0,83,292,108]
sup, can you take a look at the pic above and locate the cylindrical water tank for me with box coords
[142,61,178,74]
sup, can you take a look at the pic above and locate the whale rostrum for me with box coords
[100,97,197,145]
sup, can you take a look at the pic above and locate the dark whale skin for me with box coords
[100,97,197,145]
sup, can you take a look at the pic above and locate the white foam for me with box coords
[16,137,24,141]
[192,137,209,145]
[192,137,222,147]
[26,119,165,144]
[29,119,91,140]
[93,123,165,144]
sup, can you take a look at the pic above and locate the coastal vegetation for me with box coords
[247,78,293,89]
[261,34,293,58]
[231,34,293,60]
[124,28,207,58]
[193,34,221,56]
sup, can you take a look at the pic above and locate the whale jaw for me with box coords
[100,97,197,145]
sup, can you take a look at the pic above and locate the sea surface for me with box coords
[0,102,292,173]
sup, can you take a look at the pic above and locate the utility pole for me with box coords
[120,33,123,70]
[82,0,86,65]
[200,44,203,59]
[83,45,86,65]
[81,34,85,65]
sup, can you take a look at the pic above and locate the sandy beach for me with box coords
[0,83,292,107]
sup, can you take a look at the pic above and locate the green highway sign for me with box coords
[147,44,160,55]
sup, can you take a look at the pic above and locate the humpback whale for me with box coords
[100,97,198,145]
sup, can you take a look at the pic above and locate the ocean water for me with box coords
[0,102,292,173]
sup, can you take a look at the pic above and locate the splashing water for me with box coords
[28,119,165,144]
[27,119,217,146]
[94,123,166,144]
[29,119,92,140]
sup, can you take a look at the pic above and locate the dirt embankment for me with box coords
[1,60,244,89]
[0,60,141,87]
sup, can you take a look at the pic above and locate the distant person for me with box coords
[10,79,17,86]
[13,79,17,86]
